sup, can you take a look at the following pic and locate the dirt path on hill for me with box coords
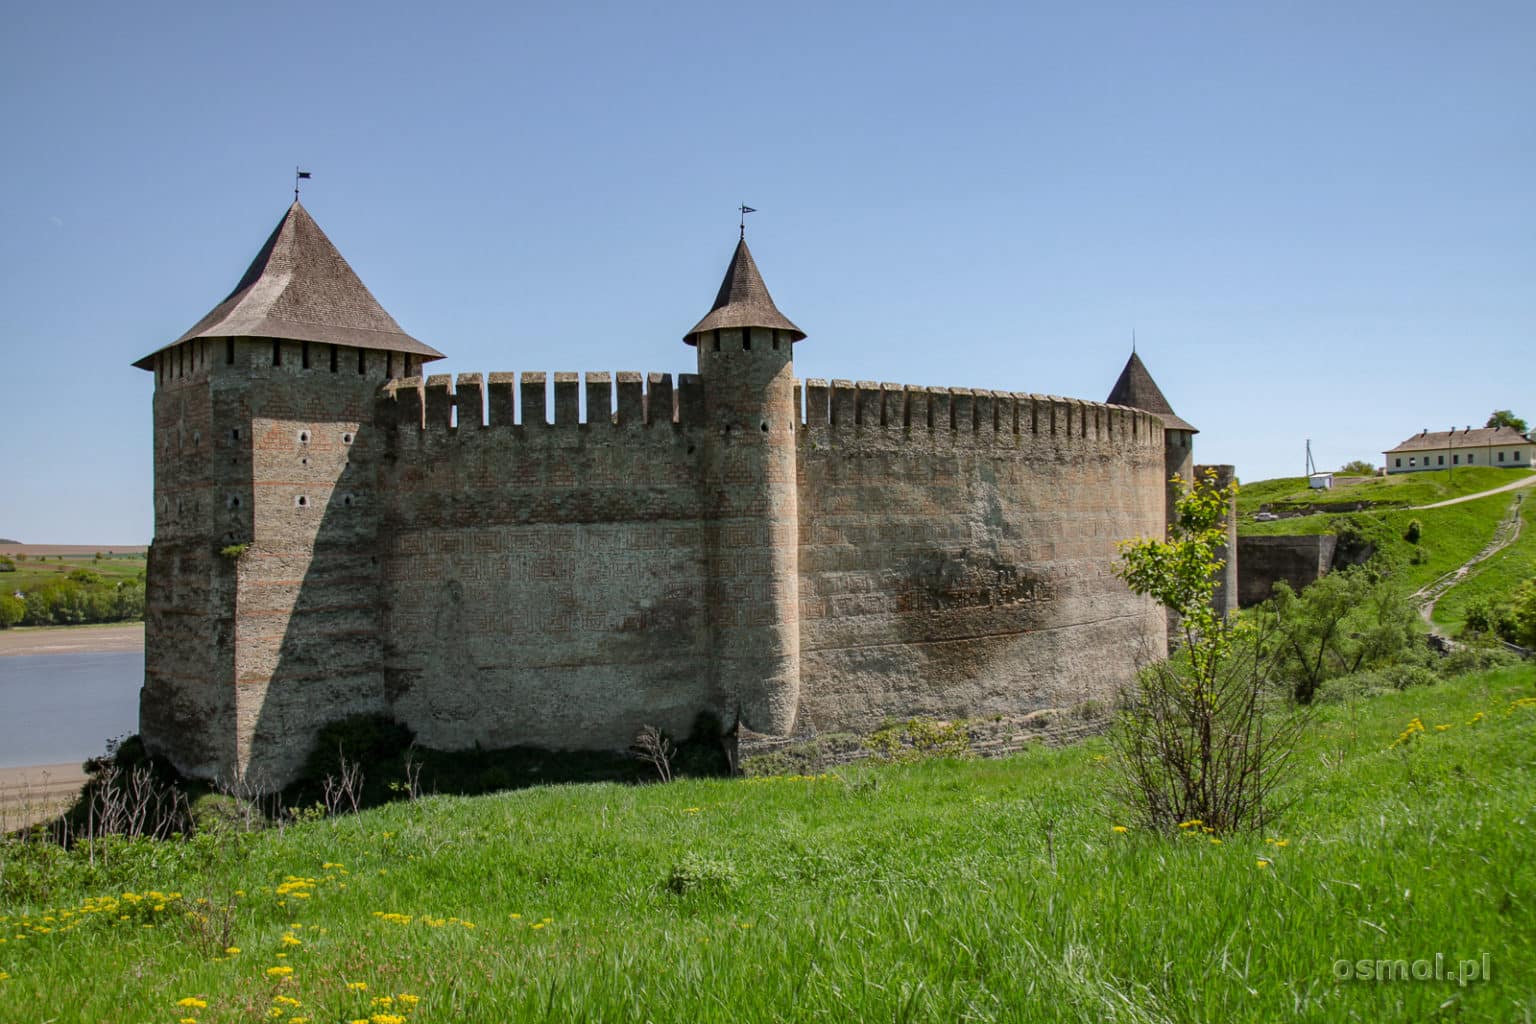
[1413,493,1526,631]
[1409,471,1536,510]
[0,623,144,657]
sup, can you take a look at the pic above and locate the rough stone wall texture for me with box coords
[1236,534,1339,608]
[143,338,394,787]
[794,381,1167,735]
[375,370,715,753]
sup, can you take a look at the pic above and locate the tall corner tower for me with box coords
[685,236,805,736]
[133,200,444,789]
[1107,350,1198,536]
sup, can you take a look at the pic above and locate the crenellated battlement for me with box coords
[796,378,1164,451]
[379,371,707,430]
[377,371,1165,454]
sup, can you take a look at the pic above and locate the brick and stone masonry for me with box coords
[135,202,1215,789]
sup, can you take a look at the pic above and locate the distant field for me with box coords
[1,550,148,593]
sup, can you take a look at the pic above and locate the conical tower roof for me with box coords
[684,238,804,345]
[135,201,443,369]
[1106,351,1197,433]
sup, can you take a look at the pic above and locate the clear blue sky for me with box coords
[2,1,1532,543]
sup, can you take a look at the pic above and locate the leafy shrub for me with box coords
[0,594,22,628]
[1461,597,1514,639]
[1339,460,1376,476]
[0,555,14,571]
[1404,519,1423,544]
[1436,642,1517,678]
[665,852,738,897]
[1512,579,1536,648]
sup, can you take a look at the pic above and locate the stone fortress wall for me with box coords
[137,203,1193,790]
[360,368,1168,779]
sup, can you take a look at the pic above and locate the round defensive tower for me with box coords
[685,237,805,736]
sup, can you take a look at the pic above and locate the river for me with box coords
[0,650,142,768]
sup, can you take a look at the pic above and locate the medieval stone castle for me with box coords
[137,201,1223,788]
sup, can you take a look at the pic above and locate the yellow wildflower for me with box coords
[177,998,209,1009]
[273,996,301,1007]
[1177,819,1202,829]
[370,1015,407,1024]
[347,981,368,991]
[1435,724,1451,732]
[1111,825,1128,833]
[1209,838,1222,845]
[225,946,241,955]
[396,994,420,1006]
[281,934,303,946]
[266,966,294,977]
[371,996,394,1008]
[180,1018,197,1024]
[1256,860,1270,869]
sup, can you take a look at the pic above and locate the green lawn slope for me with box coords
[2,665,1533,1022]
[1236,467,1529,521]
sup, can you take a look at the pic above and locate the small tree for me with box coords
[1339,459,1376,476]
[1112,470,1306,834]
[1486,410,1529,434]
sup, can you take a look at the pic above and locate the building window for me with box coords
[1395,458,1401,468]
[358,348,367,374]
[1499,451,1505,462]
[1409,458,1416,467]
[330,345,339,372]
[226,338,235,365]
[1453,455,1460,465]
[1437,455,1444,465]
[1468,454,1475,464]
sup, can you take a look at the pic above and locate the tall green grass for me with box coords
[1433,496,1536,634]
[1,666,1532,1022]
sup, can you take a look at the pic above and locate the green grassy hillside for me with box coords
[2,666,1533,1022]
[1431,496,1536,634]
[1236,466,1529,521]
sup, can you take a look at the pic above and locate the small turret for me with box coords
[689,237,803,738]
[1107,350,1197,533]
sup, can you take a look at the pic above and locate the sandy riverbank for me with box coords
[0,762,88,831]
[0,623,145,657]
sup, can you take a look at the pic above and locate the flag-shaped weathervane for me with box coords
[295,167,312,201]
[739,204,756,239]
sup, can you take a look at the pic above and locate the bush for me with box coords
[665,852,738,897]
[1404,519,1423,544]
[0,594,22,628]
[1512,579,1536,648]
[1339,460,1376,476]
[1113,470,1309,834]
[0,555,14,572]
[1462,597,1514,639]
[864,717,972,762]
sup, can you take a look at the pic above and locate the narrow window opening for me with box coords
[330,344,338,372]
[772,330,780,350]
[227,495,241,509]
[342,494,354,507]
[761,421,769,433]
[177,345,184,378]
[296,495,309,508]
[302,341,311,369]
[357,348,366,374]
[226,338,235,364]
[272,340,282,366]
[342,432,354,445]
[387,352,394,378]
[298,430,310,444]
[712,332,720,352]
[743,333,752,351]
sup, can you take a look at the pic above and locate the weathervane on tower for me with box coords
[294,167,312,202]
[739,204,756,240]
